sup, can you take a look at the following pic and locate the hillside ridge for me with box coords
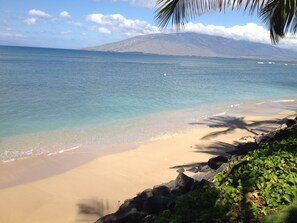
[85,32,297,60]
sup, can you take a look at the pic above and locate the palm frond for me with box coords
[260,0,297,43]
[155,0,265,29]
[155,0,297,43]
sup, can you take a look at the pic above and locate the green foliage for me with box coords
[155,127,297,223]
[156,186,229,223]
[260,200,297,223]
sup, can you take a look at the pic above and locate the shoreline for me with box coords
[1,99,296,189]
[1,98,296,162]
[0,105,296,223]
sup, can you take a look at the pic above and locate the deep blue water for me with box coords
[0,46,296,160]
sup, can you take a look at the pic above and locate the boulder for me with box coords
[169,173,195,195]
[274,129,293,141]
[96,213,118,223]
[236,142,257,154]
[280,123,287,130]
[152,185,171,197]
[286,119,297,127]
[118,197,146,212]
[255,134,265,144]
[96,208,146,223]
[258,131,277,143]
[142,215,156,223]
[190,179,211,190]
[137,189,153,199]
[200,164,211,172]
[208,155,228,170]
[187,166,199,173]
[176,168,185,173]
[143,196,176,214]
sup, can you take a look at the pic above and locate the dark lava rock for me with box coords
[228,142,257,156]
[237,142,257,153]
[143,196,176,214]
[286,119,297,127]
[118,197,146,212]
[169,173,195,195]
[142,215,156,223]
[96,208,147,223]
[190,179,211,190]
[274,129,293,141]
[208,155,228,170]
[152,185,171,197]
[96,213,118,223]
[137,189,153,199]
[258,131,277,143]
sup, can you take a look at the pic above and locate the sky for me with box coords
[0,0,297,49]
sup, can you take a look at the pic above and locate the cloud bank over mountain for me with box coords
[86,32,297,60]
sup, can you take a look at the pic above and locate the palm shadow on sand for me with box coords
[170,141,238,171]
[170,116,288,171]
[189,116,286,140]
[77,199,116,222]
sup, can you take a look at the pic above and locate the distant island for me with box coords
[85,32,297,61]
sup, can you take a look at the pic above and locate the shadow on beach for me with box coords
[77,199,118,222]
[189,115,286,140]
[170,116,287,172]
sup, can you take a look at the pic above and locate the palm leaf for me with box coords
[155,0,265,29]
[155,0,297,43]
[260,0,297,43]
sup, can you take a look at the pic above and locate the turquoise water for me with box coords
[0,46,297,160]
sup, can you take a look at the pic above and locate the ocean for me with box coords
[0,45,297,161]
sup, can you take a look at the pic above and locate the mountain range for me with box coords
[86,32,297,60]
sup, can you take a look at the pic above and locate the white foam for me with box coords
[257,62,264,64]
[2,158,15,163]
[47,145,81,156]
[228,103,241,108]
[272,99,295,103]
[213,111,226,116]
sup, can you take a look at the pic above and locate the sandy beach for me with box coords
[0,108,296,223]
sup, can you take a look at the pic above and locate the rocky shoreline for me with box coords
[96,117,297,223]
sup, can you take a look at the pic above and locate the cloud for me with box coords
[0,32,25,38]
[67,21,83,27]
[28,9,52,18]
[184,23,269,44]
[112,0,156,8]
[98,27,111,34]
[24,17,37,25]
[60,11,71,19]
[86,13,159,37]
[61,30,73,35]
[184,22,297,49]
